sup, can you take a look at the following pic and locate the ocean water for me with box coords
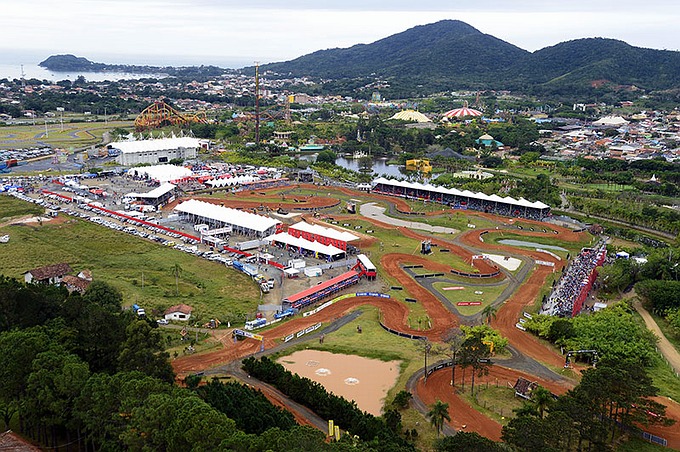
[0,51,251,82]
[0,62,161,82]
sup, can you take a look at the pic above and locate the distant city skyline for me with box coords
[1,0,679,68]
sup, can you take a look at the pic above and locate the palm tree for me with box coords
[532,386,553,419]
[427,400,451,437]
[481,304,498,325]
[171,263,183,296]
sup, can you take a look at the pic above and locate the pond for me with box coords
[277,349,400,415]
[334,157,406,178]
[498,239,568,252]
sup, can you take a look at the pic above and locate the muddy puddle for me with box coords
[277,349,400,415]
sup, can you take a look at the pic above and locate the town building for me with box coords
[24,263,72,285]
[111,137,206,166]
[164,304,193,321]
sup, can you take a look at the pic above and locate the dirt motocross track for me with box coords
[171,190,680,449]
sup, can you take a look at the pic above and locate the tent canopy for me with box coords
[174,199,280,234]
[265,232,345,257]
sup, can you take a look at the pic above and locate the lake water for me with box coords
[498,239,568,252]
[334,157,406,178]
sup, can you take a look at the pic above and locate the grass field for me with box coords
[0,206,260,320]
[483,231,591,259]
[433,280,509,316]
[465,385,525,424]
[0,120,133,150]
[0,195,43,222]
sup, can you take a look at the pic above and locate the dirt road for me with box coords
[633,299,680,376]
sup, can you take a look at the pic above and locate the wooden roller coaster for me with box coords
[134,101,208,131]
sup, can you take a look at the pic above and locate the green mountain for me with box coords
[259,20,680,93]
[263,20,528,84]
[508,38,680,90]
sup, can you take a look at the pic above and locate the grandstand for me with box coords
[371,177,550,220]
[541,241,607,317]
[283,270,360,310]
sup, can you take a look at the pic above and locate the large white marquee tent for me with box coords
[174,199,280,237]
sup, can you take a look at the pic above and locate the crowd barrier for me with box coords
[379,321,427,340]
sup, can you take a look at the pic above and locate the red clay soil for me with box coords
[415,364,574,441]
[457,229,565,368]
[192,196,339,210]
[380,253,461,337]
[417,364,680,449]
[173,295,418,377]
[398,227,500,275]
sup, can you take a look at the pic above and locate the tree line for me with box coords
[0,275,410,451]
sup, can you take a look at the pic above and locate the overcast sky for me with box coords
[1,0,679,68]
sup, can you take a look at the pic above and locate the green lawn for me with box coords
[0,216,260,320]
[0,120,133,150]
[483,231,591,259]
[433,280,509,316]
[0,194,44,222]
[463,385,525,424]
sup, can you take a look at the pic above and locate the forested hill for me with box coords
[258,20,680,93]
[507,38,680,91]
[262,20,528,84]
[39,54,226,77]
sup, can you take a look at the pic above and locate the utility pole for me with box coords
[255,62,260,145]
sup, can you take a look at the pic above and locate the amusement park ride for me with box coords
[134,101,208,131]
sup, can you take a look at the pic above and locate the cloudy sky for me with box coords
[1,0,678,67]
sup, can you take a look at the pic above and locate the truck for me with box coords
[244,318,267,330]
[235,239,263,251]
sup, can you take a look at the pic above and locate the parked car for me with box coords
[157,319,169,325]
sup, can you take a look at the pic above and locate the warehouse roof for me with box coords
[111,137,203,154]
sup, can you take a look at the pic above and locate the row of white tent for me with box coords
[371,177,550,210]
[265,232,345,257]
[204,175,259,188]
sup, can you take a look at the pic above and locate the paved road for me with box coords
[360,202,459,235]
[633,298,680,376]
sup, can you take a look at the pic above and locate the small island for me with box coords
[39,54,227,77]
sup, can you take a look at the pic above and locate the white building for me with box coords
[112,137,206,166]
[164,304,193,321]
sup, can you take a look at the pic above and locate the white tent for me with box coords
[289,221,359,243]
[174,199,280,237]
[126,165,193,182]
[593,116,629,127]
[205,175,258,187]
[388,110,431,123]
[265,232,345,257]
